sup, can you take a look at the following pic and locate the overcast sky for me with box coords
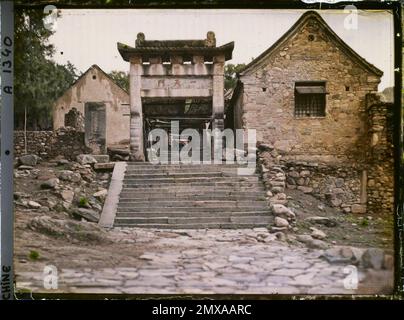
[49,9,394,90]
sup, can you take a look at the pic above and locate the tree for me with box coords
[224,63,246,90]
[108,71,129,92]
[14,8,79,130]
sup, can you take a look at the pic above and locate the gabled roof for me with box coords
[53,64,128,107]
[74,64,128,94]
[239,11,383,77]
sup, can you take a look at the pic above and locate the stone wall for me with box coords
[365,94,394,215]
[257,142,365,214]
[14,128,92,161]
[257,92,394,217]
[64,107,85,132]
[283,161,366,214]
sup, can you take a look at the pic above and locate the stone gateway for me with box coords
[117,32,234,161]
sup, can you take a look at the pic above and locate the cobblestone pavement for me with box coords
[16,228,383,295]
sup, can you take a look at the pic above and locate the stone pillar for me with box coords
[365,93,394,215]
[171,55,184,75]
[212,55,225,160]
[129,57,145,161]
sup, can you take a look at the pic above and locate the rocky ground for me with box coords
[13,154,394,296]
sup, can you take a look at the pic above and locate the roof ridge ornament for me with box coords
[136,32,145,47]
[205,31,216,47]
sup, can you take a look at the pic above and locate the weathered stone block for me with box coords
[351,204,366,214]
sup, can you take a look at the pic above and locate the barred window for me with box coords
[294,82,326,117]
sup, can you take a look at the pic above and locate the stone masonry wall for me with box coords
[257,142,365,214]
[258,92,394,217]
[284,162,363,214]
[14,128,92,161]
[240,18,380,161]
[365,94,394,215]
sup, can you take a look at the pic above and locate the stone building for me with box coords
[229,11,382,160]
[53,65,130,154]
[227,11,394,216]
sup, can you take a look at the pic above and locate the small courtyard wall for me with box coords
[257,93,394,217]
[14,128,92,161]
[365,94,394,215]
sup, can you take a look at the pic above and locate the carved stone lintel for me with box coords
[149,56,162,64]
[193,55,204,64]
[213,54,225,64]
[170,55,183,64]
[130,55,142,65]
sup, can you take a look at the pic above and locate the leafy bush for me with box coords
[78,197,89,208]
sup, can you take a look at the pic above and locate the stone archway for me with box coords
[117,32,234,161]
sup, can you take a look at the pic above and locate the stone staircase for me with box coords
[113,163,273,229]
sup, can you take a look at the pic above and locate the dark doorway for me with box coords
[142,98,212,162]
[84,102,106,154]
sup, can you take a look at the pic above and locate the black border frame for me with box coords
[6,0,404,300]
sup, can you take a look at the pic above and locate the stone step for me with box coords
[119,197,267,202]
[114,216,272,225]
[121,187,265,192]
[124,167,252,173]
[115,210,271,218]
[113,222,271,229]
[119,199,268,208]
[123,170,253,175]
[119,190,266,195]
[119,189,265,194]
[123,176,259,182]
[120,187,266,193]
[126,163,243,167]
[124,169,251,175]
[124,172,224,178]
[122,182,263,188]
[124,167,249,172]
[106,161,270,229]
[124,167,248,172]
[118,195,267,201]
[125,165,243,170]
[117,206,269,213]
[124,174,256,179]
